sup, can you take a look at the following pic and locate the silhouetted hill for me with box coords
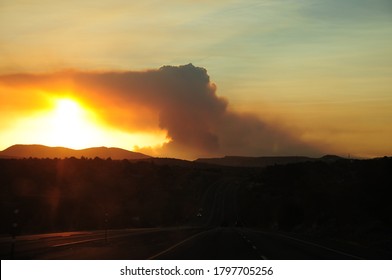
[195,155,344,167]
[0,144,150,160]
[133,157,195,167]
[321,154,345,160]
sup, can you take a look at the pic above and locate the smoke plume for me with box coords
[0,64,319,159]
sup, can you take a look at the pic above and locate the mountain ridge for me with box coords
[195,155,345,167]
[0,144,151,160]
[0,144,346,167]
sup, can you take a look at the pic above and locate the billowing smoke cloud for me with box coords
[0,64,319,158]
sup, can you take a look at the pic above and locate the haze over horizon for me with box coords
[1,0,391,160]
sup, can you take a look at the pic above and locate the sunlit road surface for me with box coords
[0,227,204,259]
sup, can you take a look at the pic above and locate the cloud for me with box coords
[0,64,319,159]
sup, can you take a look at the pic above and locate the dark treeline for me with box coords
[0,157,225,234]
[238,157,392,252]
[0,156,391,252]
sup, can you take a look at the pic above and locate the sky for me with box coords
[1,0,391,159]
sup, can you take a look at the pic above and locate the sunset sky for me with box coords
[1,0,391,159]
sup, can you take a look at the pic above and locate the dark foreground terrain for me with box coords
[0,156,391,259]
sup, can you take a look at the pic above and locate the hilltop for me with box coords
[195,155,345,167]
[0,144,150,160]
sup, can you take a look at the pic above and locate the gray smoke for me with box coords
[0,64,319,159]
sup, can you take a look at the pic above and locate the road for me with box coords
[153,227,390,260]
[1,178,390,260]
[0,227,204,259]
[2,226,390,260]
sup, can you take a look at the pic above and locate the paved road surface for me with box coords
[2,226,390,260]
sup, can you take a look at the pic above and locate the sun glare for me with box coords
[2,96,169,152]
[55,99,81,119]
[48,98,99,148]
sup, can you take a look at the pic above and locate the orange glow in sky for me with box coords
[1,94,169,152]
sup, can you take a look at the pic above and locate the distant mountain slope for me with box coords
[132,157,195,167]
[195,155,344,167]
[0,144,150,160]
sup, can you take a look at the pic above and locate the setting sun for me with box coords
[0,93,169,152]
[54,99,81,120]
[47,97,102,149]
